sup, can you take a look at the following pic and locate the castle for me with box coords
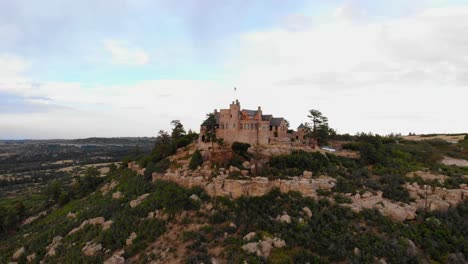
[199,100,307,145]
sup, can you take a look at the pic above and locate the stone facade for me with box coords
[200,100,306,145]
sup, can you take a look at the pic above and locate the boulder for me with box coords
[361,192,373,198]
[243,232,256,241]
[46,236,63,257]
[88,217,105,225]
[129,193,150,208]
[112,191,123,200]
[81,243,102,256]
[126,232,137,246]
[303,170,313,179]
[102,220,114,231]
[241,242,258,254]
[12,247,25,260]
[273,238,286,248]
[242,161,251,169]
[241,170,249,176]
[277,213,292,224]
[429,199,450,211]
[67,212,77,219]
[104,254,125,264]
[229,166,241,173]
[259,240,273,257]
[26,253,36,262]
[302,207,313,218]
[189,194,201,202]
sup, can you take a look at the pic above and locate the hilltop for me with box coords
[0,127,467,263]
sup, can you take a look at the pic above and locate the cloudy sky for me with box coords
[0,0,467,139]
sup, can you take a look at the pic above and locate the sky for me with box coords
[0,0,467,139]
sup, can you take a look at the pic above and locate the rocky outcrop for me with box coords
[128,161,145,175]
[344,191,416,221]
[66,212,77,219]
[241,236,286,257]
[126,232,137,246]
[26,253,36,262]
[81,242,102,256]
[46,236,63,257]
[276,213,292,224]
[151,171,336,200]
[404,182,468,211]
[130,164,468,222]
[102,220,114,231]
[101,180,118,195]
[21,211,46,226]
[104,254,125,264]
[243,232,256,241]
[12,247,25,260]
[129,193,150,208]
[68,217,106,235]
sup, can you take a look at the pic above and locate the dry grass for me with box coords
[402,135,465,143]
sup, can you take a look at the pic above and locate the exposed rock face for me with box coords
[130,193,150,208]
[12,247,25,260]
[126,232,137,246]
[407,171,446,183]
[133,165,468,222]
[404,182,467,211]
[101,180,118,195]
[68,217,106,235]
[104,254,125,264]
[22,211,46,226]
[46,236,63,257]
[151,171,336,200]
[81,242,102,256]
[344,191,416,221]
[128,161,145,175]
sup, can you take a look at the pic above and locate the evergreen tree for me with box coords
[189,149,204,170]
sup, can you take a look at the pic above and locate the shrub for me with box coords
[333,194,352,204]
[154,158,170,173]
[232,142,251,158]
[189,149,204,170]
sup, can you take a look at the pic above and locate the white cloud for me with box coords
[223,6,468,135]
[104,40,150,66]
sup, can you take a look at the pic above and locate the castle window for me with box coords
[221,123,224,129]
[226,123,229,129]
[233,124,236,128]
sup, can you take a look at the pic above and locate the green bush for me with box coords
[333,194,352,204]
[189,149,204,170]
[154,158,170,173]
[232,142,251,158]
